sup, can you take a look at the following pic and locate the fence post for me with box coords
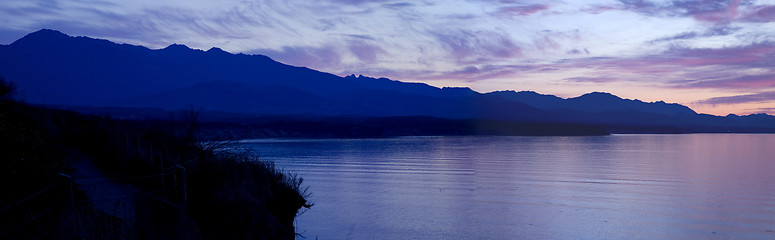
[58,173,74,211]
[58,173,77,235]
[176,165,187,208]
[161,151,167,199]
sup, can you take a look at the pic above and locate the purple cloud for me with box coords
[494,4,550,17]
[583,42,775,72]
[659,42,775,68]
[566,49,584,55]
[550,42,775,91]
[741,5,775,22]
[347,40,386,64]
[678,74,775,89]
[696,91,775,105]
[704,25,740,36]
[749,107,775,114]
[582,5,625,14]
[532,30,581,52]
[650,31,700,42]
[647,25,740,43]
[340,34,376,40]
[564,77,618,83]
[612,0,739,23]
[674,0,741,24]
[610,0,773,25]
[430,29,522,64]
[324,0,393,5]
[411,64,538,83]
[382,2,414,9]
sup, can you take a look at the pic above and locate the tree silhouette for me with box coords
[0,74,16,102]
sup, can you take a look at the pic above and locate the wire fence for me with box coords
[0,183,56,213]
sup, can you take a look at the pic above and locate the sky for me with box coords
[1,0,774,115]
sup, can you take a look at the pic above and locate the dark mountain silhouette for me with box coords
[565,92,697,116]
[485,91,695,116]
[485,91,564,110]
[1,29,774,133]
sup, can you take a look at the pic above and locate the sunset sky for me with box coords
[1,0,774,115]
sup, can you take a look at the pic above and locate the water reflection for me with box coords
[244,134,775,239]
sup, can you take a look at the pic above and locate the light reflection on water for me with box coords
[243,134,775,240]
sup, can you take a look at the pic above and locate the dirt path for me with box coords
[66,151,137,222]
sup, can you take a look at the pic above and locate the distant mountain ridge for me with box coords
[1,29,774,133]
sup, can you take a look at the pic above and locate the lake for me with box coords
[241,134,775,240]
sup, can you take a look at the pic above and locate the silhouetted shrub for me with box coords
[188,150,309,240]
[0,74,16,102]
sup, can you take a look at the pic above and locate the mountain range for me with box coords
[1,29,774,133]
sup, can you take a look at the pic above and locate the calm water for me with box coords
[242,134,775,240]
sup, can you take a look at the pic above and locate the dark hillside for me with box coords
[0,77,309,239]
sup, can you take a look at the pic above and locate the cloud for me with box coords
[532,30,581,53]
[650,31,700,42]
[611,0,739,24]
[340,34,376,40]
[673,0,742,24]
[610,0,774,25]
[749,107,775,114]
[740,5,775,22]
[695,91,775,105]
[660,42,775,68]
[547,42,775,91]
[0,0,276,48]
[564,77,618,83]
[324,0,393,5]
[579,42,775,71]
[250,38,388,71]
[405,64,539,83]
[494,4,550,17]
[383,2,414,9]
[678,74,775,89]
[566,49,584,55]
[254,45,343,69]
[582,5,626,14]
[408,40,775,92]
[347,40,386,63]
[430,29,523,64]
[647,25,740,43]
